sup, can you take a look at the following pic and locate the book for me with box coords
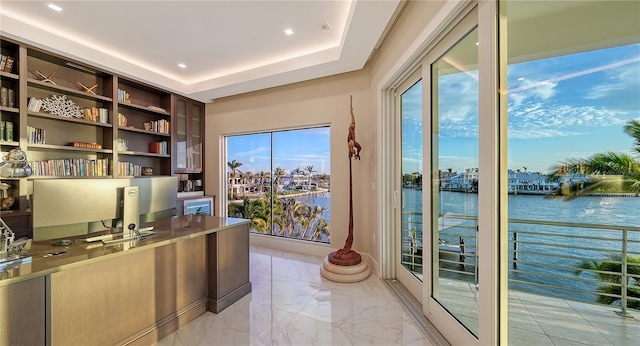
[0,121,5,141]
[4,56,15,73]
[5,121,14,141]
[0,87,7,107]
[0,55,6,71]
[7,89,14,108]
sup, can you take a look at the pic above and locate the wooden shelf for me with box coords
[28,111,112,127]
[27,143,113,153]
[28,175,113,180]
[0,106,19,114]
[27,78,113,102]
[118,151,170,158]
[118,101,170,116]
[0,140,20,147]
[118,126,170,137]
[0,71,19,80]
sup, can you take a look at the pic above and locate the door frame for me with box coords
[377,1,504,345]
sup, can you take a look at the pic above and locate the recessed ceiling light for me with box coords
[47,3,63,12]
[178,63,187,69]
[284,28,294,36]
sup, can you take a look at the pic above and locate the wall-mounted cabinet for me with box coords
[174,96,204,193]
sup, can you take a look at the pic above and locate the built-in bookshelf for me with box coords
[25,47,114,183]
[0,38,23,212]
[0,36,206,221]
[116,78,172,176]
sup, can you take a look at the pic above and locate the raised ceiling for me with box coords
[0,0,400,102]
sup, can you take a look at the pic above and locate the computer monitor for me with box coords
[33,176,177,229]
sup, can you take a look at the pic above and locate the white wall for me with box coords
[204,1,450,273]
[205,69,372,258]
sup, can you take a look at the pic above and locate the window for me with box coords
[226,127,331,243]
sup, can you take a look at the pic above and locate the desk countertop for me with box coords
[0,215,249,286]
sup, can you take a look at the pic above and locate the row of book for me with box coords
[144,119,170,134]
[0,121,15,142]
[118,112,128,127]
[27,97,44,112]
[27,125,46,144]
[118,161,142,176]
[149,141,168,155]
[0,87,16,108]
[117,89,130,103]
[29,158,110,177]
[0,54,16,73]
[69,141,102,149]
[83,107,109,124]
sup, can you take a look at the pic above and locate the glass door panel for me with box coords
[190,103,202,171]
[503,1,640,344]
[431,26,479,336]
[401,79,424,280]
[175,98,187,169]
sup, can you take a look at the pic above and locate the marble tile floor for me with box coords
[156,246,640,346]
[156,246,438,346]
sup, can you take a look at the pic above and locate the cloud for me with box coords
[509,80,557,108]
[584,61,640,112]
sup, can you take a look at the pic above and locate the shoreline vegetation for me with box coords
[229,189,329,204]
[433,187,640,197]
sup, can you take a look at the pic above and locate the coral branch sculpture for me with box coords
[41,94,82,118]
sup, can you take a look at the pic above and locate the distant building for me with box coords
[507,170,558,194]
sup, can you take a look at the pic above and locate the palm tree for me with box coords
[305,165,317,190]
[292,167,303,188]
[277,198,303,237]
[239,172,251,196]
[624,119,640,155]
[273,167,286,194]
[305,165,316,176]
[573,254,640,309]
[257,170,269,196]
[227,160,243,199]
[227,159,243,178]
[228,196,269,233]
[300,205,326,240]
[549,120,640,198]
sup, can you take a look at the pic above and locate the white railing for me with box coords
[401,212,640,316]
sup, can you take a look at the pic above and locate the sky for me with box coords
[227,127,331,175]
[402,42,640,174]
[226,43,640,178]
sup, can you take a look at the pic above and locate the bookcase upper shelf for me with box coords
[119,126,170,137]
[27,78,113,102]
[118,101,170,116]
[119,151,170,158]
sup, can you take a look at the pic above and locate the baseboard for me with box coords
[123,298,208,346]
[207,282,252,313]
[250,234,379,276]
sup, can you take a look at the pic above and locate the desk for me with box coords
[0,216,250,345]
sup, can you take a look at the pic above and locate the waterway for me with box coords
[406,188,640,303]
[291,189,640,304]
